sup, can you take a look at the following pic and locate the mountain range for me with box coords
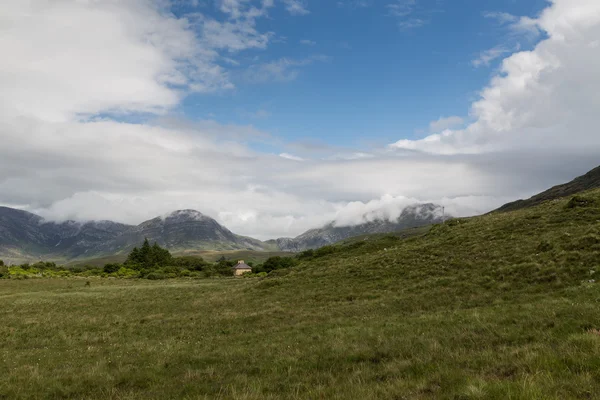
[3,163,599,264]
[267,203,445,252]
[0,204,445,264]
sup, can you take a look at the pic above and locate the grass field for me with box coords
[2,190,600,399]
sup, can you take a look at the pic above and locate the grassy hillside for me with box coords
[1,190,600,399]
[496,165,600,212]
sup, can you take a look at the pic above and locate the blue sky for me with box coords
[176,0,549,151]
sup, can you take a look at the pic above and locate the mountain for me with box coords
[0,206,131,261]
[0,203,446,263]
[271,203,446,252]
[0,208,269,264]
[496,165,600,213]
[93,210,267,255]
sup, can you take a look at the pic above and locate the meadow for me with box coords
[1,190,600,399]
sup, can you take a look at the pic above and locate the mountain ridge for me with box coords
[0,203,445,263]
[270,203,446,252]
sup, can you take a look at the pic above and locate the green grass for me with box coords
[2,190,600,399]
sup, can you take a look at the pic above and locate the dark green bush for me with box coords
[103,263,121,274]
[566,195,596,209]
[145,272,167,280]
[255,256,298,273]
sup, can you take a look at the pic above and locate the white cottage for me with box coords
[233,260,252,276]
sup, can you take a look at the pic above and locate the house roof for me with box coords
[233,260,252,270]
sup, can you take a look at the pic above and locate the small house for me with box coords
[233,260,252,276]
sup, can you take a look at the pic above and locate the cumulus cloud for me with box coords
[391,0,600,156]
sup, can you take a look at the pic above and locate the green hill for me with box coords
[495,164,600,212]
[1,190,600,399]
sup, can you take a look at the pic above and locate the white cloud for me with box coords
[0,0,204,122]
[300,39,316,46]
[282,0,310,16]
[391,0,600,156]
[386,0,442,30]
[241,55,330,83]
[279,153,305,161]
[429,116,464,132]
[337,1,372,9]
[472,45,512,68]
[484,11,541,40]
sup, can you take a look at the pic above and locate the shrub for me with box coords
[116,267,139,278]
[255,256,298,273]
[566,195,596,209]
[314,245,339,258]
[297,249,315,260]
[172,256,208,271]
[103,263,121,274]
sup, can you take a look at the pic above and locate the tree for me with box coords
[125,239,173,270]
[0,260,4,267]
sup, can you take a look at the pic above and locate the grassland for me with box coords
[2,190,600,399]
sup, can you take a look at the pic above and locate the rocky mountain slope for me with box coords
[496,164,600,213]
[0,208,270,264]
[94,210,268,255]
[270,203,446,251]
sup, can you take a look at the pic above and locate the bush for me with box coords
[297,249,315,260]
[566,195,596,209]
[314,245,339,258]
[257,256,298,273]
[103,263,121,274]
[173,256,208,271]
[116,267,139,278]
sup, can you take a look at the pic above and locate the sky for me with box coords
[1,0,599,240]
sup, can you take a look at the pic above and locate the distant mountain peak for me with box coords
[163,209,208,220]
[277,202,446,252]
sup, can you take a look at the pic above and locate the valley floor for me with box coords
[2,277,600,399]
